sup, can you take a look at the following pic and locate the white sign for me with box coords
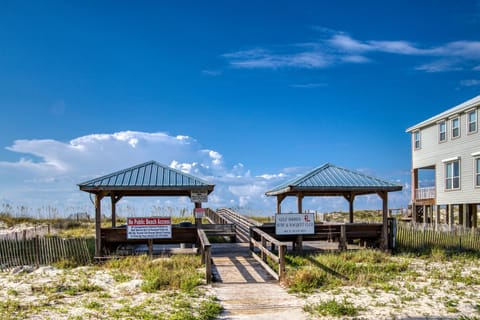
[275,213,315,235]
[194,208,205,218]
[127,217,172,239]
[191,191,208,203]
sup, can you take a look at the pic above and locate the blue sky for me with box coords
[1,1,480,217]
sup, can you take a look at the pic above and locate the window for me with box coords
[439,121,446,142]
[451,117,460,138]
[445,160,460,190]
[414,131,421,149]
[476,158,480,187]
[468,110,477,134]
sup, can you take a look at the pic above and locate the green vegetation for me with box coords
[105,255,203,292]
[323,210,383,223]
[304,297,362,317]
[0,254,222,320]
[284,249,409,293]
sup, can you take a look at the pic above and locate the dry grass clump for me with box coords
[284,250,409,293]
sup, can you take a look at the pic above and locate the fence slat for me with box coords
[396,222,480,252]
[0,236,93,271]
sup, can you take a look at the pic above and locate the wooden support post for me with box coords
[261,235,267,263]
[463,204,470,228]
[297,193,303,214]
[448,204,454,227]
[205,246,212,284]
[249,227,254,252]
[110,195,123,228]
[95,193,104,257]
[343,193,355,223]
[422,205,426,226]
[296,193,304,253]
[412,168,418,204]
[279,244,286,282]
[195,202,202,227]
[435,205,441,229]
[339,224,347,250]
[377,191,389,250]
[148,239,153,257]
[349,197,354,223]
[459,204,464,226]
[111,196,116,228]
[446,205,450,226]
[473,205,478,229]
[295,236,303,253]
[277,194,286,214]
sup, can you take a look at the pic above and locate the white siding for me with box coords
[412,110,480,205]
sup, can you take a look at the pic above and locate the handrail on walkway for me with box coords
[196,228,212,284]
[249,226,287,281]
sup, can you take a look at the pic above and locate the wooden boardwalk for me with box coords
[210,243,307,320]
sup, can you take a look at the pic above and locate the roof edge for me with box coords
[406,95,480,133]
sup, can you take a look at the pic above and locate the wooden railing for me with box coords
[196,229,212,284]
[200,224,236,242]
[217,208,261,242]
[205,208,229,224]
[415,187,436,200]
[249,226,287,281]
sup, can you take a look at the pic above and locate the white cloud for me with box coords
[289,83,328,89]
[327,34,373,53]
[223,49,331,69]
[340,55,370,64]
[460,79,480,86]
[0,131,409,216]
[415,60,463,73]
[222,28,480,73]
[202,69,222,76]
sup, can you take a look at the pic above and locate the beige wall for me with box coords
[412,109,480,205]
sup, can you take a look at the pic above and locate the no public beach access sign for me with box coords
[275,213,315,235]
[127,217,172,239]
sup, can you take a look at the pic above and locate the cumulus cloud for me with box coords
[0,130,409,216]
[222,28,480,73]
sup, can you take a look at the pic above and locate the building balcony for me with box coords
[415,186,436,200]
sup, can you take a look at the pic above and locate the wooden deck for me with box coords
[211,243,307,319]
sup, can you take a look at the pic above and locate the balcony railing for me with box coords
[415,187,436,200]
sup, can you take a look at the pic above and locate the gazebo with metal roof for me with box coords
[265,163,402,249]
[78,160,215,256]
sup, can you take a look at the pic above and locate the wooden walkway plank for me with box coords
[210,243,307,320]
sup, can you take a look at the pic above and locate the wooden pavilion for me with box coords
[78,160,215,257]
[265,163,402,249]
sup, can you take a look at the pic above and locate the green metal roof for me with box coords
[78,161,214,194]
[265,163,402,196]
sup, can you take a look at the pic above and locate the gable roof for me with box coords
[78,161,214,195]
[265,163,402,196]
[406,95,480,133]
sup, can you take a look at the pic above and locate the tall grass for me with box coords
[105,255,204,292]
[284,250,409,293]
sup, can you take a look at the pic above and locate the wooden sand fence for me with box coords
[0,225,51,241]
[0,236,94,271]
[396,222,480,252]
